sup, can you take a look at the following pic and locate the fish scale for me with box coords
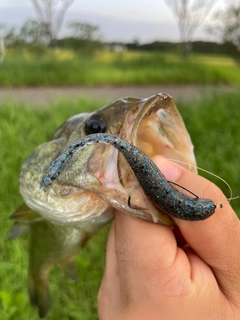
[41,133,216,221]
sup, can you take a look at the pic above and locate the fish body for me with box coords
[10,93,197,317]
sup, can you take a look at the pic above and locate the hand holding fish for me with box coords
[98,156,240,320]
[12,93,235,317]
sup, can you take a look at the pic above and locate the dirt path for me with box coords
[0,85,234,107]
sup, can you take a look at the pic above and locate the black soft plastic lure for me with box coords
[40,133,217,221]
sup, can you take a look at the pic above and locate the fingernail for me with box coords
[153,157,181,182]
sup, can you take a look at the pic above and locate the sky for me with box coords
[0,0,228,43]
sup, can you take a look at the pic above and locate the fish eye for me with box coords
[85,114,107,134]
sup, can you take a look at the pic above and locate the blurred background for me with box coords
[1,0,240,319]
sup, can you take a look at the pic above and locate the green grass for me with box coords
[179,94,240,207]
[1,92,240,319]
[1,50,240,86]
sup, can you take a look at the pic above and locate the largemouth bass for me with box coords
[10,93,197,317]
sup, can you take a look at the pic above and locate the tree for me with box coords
[66,22,102,55]
[210,4,240,49]
[0,38,4,63]
[164,0,217,58]
[0,23,17,46]
[19,19,47,44]
[31,0,74,44]
[208,4,240,63]
[68,22,100,41]
[18,19,49,54]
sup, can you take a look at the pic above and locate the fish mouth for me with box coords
[121,93,196,171]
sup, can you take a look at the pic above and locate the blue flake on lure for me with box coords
[40,133,217,221]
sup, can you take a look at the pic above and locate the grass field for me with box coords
[1,92,240,319]
[1,49,240,87]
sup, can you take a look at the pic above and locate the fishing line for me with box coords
[166,158,239,203]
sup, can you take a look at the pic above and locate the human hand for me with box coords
[98,156,240,320]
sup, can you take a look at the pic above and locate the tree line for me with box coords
[0,0,239,61]
[0,18,239,61]
[0,20,102,55]
[126,41,239,57]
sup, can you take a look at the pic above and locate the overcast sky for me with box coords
[0,0,228,43]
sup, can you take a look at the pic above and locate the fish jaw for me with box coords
[19,93,196,226]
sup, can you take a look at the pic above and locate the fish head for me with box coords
[19,93,196,227]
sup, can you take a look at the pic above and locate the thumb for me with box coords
[153,156,240,303]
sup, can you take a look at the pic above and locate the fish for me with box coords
[9,93,197,317]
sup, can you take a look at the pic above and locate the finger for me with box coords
[113,211,192,304]
[154,156,240,303]
[103,222,119,279]
[98,223,121,318]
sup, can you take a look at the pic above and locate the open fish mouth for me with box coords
[19,93,196,226]
[121,93,196,169]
